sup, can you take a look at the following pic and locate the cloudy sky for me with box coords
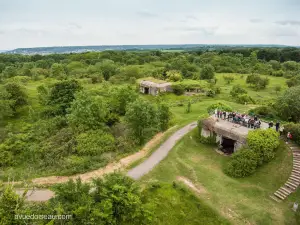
[0,0,300,49]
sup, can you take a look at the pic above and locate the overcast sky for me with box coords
[0,0,300,49]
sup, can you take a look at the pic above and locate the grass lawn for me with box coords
[215,73,288,102]
[144,183,231,225]
[140,129,296,225]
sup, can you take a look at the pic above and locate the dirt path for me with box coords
[14,122,197,201]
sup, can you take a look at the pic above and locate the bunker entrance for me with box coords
[144,87,149,94]
[220,137,235,155]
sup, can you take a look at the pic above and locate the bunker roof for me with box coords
[202,116,269,143]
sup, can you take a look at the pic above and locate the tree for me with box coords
[274,85,281,95]
[166,70,183,82]
[276,86,300,122]
[200,64,215,80]
[157,102,171,131]
[0,87,14,119]
[125,99,159,144]
[4,82,28,111]
[67,91,108,130]
[223,75,234,84]
[95,60,118,81]
[0,184,26,225]
[186,100,191,113]
[207,102,232,114]
[246,74,269,90]
[110,86,138,116]
[286,75,300,87]
[50,63,66,79]
[230,85,247,98]
[48,174,152,225]
[48,80,82,114]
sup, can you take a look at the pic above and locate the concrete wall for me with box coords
[200,127,245,152]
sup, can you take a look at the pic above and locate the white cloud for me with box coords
[0,0,299,49]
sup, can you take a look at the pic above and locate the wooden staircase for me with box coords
[271,143,300,202]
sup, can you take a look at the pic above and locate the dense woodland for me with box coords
[1,47,300,224]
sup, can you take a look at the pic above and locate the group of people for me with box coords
[214,108,293,144]
[214,109,261,129]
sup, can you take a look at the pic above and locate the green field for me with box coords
[140,129,295,225]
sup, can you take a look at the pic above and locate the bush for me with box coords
[235,94,255,104]
[271,70,284,77]
[206,89,216,97]
[248,106,276,119]
[230,85,247,98]
[247,129,279,164]
[76,130,116,156]
[246,74,269,90]
[207,102,233,114]
[172,84,185,95]
[223,75,235,84]
[224,148,259,178]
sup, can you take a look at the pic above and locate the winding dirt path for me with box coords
[14,122,197,201]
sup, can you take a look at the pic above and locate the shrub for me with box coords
[271,70,284,77]
[230,85,247,98]
[247,129,279,164]
[235,94,255,104]
[207,102,233,114]
[206,89,216,97]
[166,70,183,82]
[223,75,235,84]
[76,130,115,156]
[224,148,259,178]
[172,84,185,95]
[246,74,269,90]
[248,106,276,119]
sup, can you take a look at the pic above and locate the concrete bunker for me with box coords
[201,116,265,154]
[139,79,172,96]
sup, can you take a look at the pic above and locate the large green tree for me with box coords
[95,60,118,81]
[276,86,300,122]
[125,99,159,144]
[47,80,82,115]
[200,64,215,80]
[48,173,152,225]
[67,91,108,130]
[0,87,14,119]
[110,86,138,116]
[4,82,28,111]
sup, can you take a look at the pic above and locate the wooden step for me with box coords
[286,181,298,190]
[274,191,286,200]
[278,187,292,196]
[293,165,300,169]
[270,195,282,202]
[291,172,300,177]
[281,186,293,193]
[289,177,300,184]
[290,174,300,181]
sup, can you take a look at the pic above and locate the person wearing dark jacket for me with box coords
[269,121,274,128]
[275,121,280,132]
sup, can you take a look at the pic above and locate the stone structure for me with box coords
[201,116,268,153]
[139,80,172,96]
